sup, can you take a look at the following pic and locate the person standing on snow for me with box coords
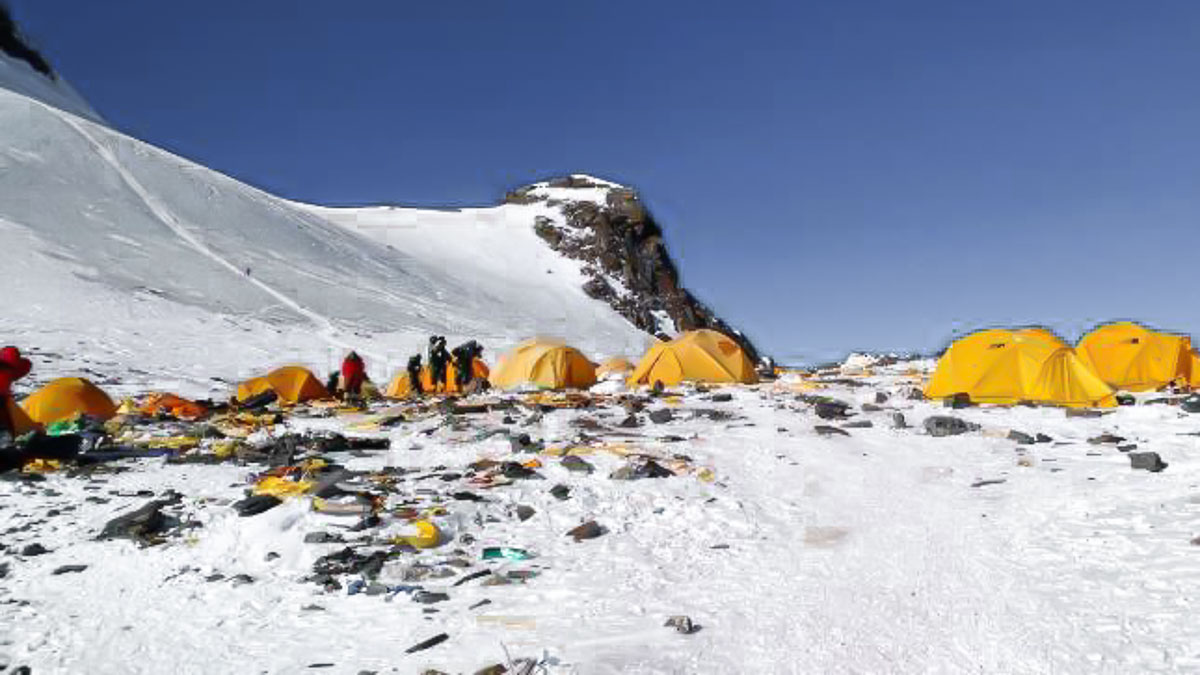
[0,346,33,439]
[406,353,424,397]
[340,351,367,400]
[451,340,483,388]
[429,336,450,393]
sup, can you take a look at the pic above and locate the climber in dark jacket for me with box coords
[406,354,424,396]
[451,340,483,387]
[428,336,450,392]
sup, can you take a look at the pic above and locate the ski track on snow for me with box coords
[53,111,357,357]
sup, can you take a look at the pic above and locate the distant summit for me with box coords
[507,175,763,366]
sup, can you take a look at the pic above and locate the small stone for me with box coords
[232,494,282,517]
[874,391,889,404]
[1035,433,1052,443]
[560,455,595,474]
[21,542,48,556]
[549,484,571,500]
[265,552,280,562]
[566,520,604,542]
[231,574,254,586]
[405,633,450,654]
[1129,452,1167,472]
[618,414,641,428]
[1007,430,1035,445]
[664,615,701,634]
[1088,433,1126,445]
[53,564,88,575]
[814,401,851,420]
[413,591,449,604]
[861,403,883,412]
[891,412,908,429]
[515,504,535,521]
[814,425,850,437]
[648,409,674,424]
[304,531,341,544]
[474,665,508,675]
[923,416,978,437]
[842,420,873,429]
[709,392,733,403]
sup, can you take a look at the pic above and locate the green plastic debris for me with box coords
[481,546,533,561]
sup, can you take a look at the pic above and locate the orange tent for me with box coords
[236,366,329,404]
[21,377,118,425]
[385,359,490,398]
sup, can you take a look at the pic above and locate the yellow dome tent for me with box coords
[1076,322,1194,392]
[925,328,1115,407]
[21,377,118,425]
[489,339,597,390]
[236,366,329,404]
[595,357,634,379]
[4,395,41,434]
[628,329,758,387]
[385,359,490,398]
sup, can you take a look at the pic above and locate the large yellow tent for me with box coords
[236,366,329,404]
[1076,322,1194,392]
[925,328,1115,407]
[628,329,758,387]
[385,359,490,398]
[595,357,634,379]
[489,339,597,390]
[4,395,41,434]
[21,377,118,425]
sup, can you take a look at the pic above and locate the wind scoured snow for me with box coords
[0,84,652,391]
[0,52,101,123]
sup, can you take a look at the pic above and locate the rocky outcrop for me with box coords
[506,175,763,365]
[0,6,54,79]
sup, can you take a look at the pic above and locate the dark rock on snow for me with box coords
[566,520,604,542]
[511,177,761,359]
[648,408,675,424]
[98,495,181,541]
[814,425,850,437]
[233,494,282,517]
[1129,452,1168,473]
[923,416,978,437]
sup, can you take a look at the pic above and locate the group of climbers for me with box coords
[323,337,489,403]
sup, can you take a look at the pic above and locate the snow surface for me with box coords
[0,72,652,395]
[0,52,101,123]
[4,371,1200,673]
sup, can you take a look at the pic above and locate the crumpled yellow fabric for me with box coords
[253,476,314,498]
[21,458,61,474]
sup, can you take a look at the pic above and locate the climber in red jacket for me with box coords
[340,351,367,400]
[0,346,33,436]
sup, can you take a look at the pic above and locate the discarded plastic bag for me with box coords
[390,520,442,549]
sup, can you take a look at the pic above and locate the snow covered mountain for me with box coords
[0,15,756,397]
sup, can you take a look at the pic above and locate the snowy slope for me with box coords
[0,41,100,123]
[0,58,652,396]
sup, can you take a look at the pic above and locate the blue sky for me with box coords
[11,0,1200,363]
